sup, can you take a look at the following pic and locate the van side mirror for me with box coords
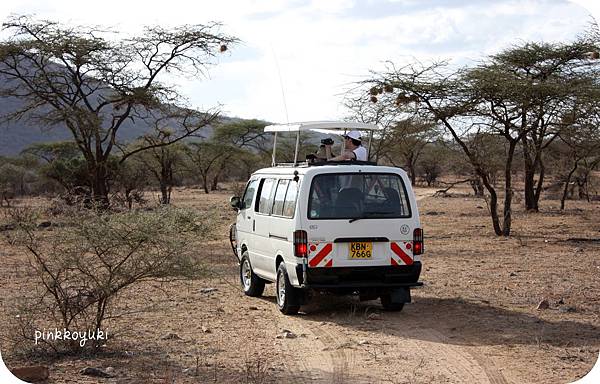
[229,196,242,210]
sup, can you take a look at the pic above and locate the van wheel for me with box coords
[276,263,300,315]
[380,294,405,312]
[240,254,265,297]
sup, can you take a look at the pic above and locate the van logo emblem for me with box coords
[309,225,318,230]
[400,225,410,235]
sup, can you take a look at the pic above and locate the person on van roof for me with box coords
[324,130,367,161]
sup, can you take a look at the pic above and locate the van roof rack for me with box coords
[309,160,377,166]
[271,160,378,168]
[264,121,382,166]
[274,162,310,167]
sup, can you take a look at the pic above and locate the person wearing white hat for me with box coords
[324,130,367,161]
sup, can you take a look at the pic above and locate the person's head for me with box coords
[343,131,362,148]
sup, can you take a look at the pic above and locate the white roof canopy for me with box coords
[264,121,381,133]
[265,121,380,166]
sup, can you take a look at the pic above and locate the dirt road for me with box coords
[273,295,507,384]
[267,192,508,384]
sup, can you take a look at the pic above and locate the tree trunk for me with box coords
[470,175,484,197]
[91,162,110,209]
[158,160,174,205]
[576,176,588,200]
[211,170,221,191]
[501,141,517,236]
[125,188,133,210]
[523,168,536,210]
[533,160,545,209]
[521,135,542,212]
[522,132,546,212]
[560,161,578,210]
[522,135,537,211]
[480,173,502,236]
[159,182,170,205]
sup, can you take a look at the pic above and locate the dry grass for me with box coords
[0,184,598,383]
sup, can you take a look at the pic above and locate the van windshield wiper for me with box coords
[349,211,388,223]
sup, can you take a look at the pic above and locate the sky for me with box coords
[0,0,598,124]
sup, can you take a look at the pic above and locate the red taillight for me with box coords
[294,230,308,258]
[413,228,423,255]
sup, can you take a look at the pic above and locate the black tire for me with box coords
[380,294,405,312]
[229,223,239,260]
[240,254,265,297]
[276,263,301,315]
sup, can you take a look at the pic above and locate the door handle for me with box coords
[252,219,255,232]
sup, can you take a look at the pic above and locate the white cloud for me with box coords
[1,0,597,123]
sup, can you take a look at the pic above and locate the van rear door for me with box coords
[304,172,418,268]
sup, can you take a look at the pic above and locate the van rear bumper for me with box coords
[297,262,422,288]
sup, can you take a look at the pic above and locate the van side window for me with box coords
[242,179,258,210]
[272,179,290,216]
[283,180,299,218]
[257,178,276,214]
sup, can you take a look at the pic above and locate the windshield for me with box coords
[308,173,411,220]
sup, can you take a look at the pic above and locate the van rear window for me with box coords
[308,173,411,220]
[283,181,298,218]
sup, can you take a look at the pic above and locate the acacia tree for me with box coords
[144,142,184,205]
[0,163,28,205]
[487,42,600,211]
[0,15,237,207]
[184,141,235,194]
[368,60,532,236]
[557,118,600,209]
[112,157,149,209]
[22,141,89,194]
[381,118,437,185]
[209,119,271,184]
[212,119,271,155]
[417,140,455,187]
[130,121,188,205]
[368,39,599,236]
[367,63,490,234]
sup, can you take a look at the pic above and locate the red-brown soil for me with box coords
[0,186,598,383]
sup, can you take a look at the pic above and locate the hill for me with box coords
[0,69,234,156]
[0,94,236,156]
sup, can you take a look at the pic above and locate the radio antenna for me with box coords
[271,46,289,124]
[270,46,293,165]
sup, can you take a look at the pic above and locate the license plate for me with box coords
[349,242,372,259]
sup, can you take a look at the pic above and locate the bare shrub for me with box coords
[243,356,268,384]
[110,189,147,211]
[1,206,40,244]
[0,188,15,207]
[10,206,213,353]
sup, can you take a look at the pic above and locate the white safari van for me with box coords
[229,122,423,315]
